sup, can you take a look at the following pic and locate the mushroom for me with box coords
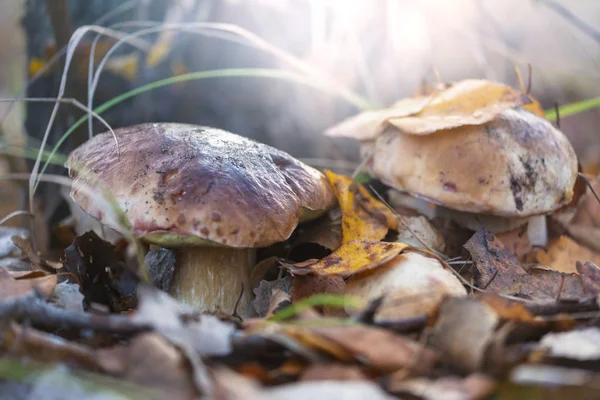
[66,123,336,317]
[366,108,578,245]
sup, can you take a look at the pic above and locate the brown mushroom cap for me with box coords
[368,108,578,217]
[66,123,336,248]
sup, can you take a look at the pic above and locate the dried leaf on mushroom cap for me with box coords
[66,123,336,248]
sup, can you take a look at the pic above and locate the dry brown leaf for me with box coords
[345,252,466,322]
[251,274,292,317]
[98,333,198,400]
[477,293,539,324]
[464,228,527,293]
[511,265,585,301]
[292,324,438,373]
[324,96,431,140]
[534,236,600,274]
[281,240,409,277]
[430,297,499,372]
[577,261,600,295]
[396,215,446,253]
[386,79,541,135]
[324,170,398,244]
[294,209,343,251]
[0,266,56,301]
[11,235,62,270]
[266,288,292,318]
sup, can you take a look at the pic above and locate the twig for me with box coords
[0,293,150,334]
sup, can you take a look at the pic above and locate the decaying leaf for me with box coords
[537,327,600,361]
[294,210,343,251]
[63,231,138,312]
[477,293,538,324]
[281,240,409,277]
[11,235,62,270]
[0,266,56,301]
[98,333,198,399]
[497,225,534,263]
[279,324,437,373]
[0,227,28,258]
[577,261,600,295]
[396,215,446,253]
[464,228,526,293]
[252,274,293,317]
[510,265,586,301]
[345,252,466,322]
[386,79,542,135]
[430,297,499,372]
[534,236,600,274]
[324,170,398,243]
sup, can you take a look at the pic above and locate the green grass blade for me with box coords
[545,96,600,121]
[268,293,362,322]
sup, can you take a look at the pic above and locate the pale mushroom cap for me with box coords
[66,123,336,248]
[369,108,578,217]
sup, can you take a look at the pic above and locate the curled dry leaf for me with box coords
[464,227,527,293]
[430,297,499,372]
[345,252,466,322]
[386,79,543,135]
[534,236,600,274]
[281,240,409,277]
[577,261,600,295]
[324,170,397,244]
[97,333,198,400]
[512,265,586,301]
[252,274,293,317]
[0,266,56,301]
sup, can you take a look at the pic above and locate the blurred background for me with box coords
[0,0,599,249]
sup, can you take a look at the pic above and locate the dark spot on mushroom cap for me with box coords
[177,214,186,225]
[200,227,210,236]
[211,211,222,222]
[442,181,458,192]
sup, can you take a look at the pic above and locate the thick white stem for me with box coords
[169,247,256,318]
[527,215,548,247]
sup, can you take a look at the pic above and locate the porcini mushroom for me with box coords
[66,123,336,317]
[366,107,578,245]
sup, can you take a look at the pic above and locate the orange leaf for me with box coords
[324,170,397,244]
[282,240,409,277]
[386,79,543,135]
[535,236,600,274]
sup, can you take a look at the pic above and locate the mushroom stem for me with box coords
[527,215,548,247]
[168,247,256,318]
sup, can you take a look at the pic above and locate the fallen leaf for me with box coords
[464,228,527,293]
[0,227,28,258]
[11,235,61,270]
[396,215,446,253]
[324,170,398,243]
[250,256,280,289]
[2,324,99,371]
[534,236,600,274]
[0,266,56,301]
[389,373,496,400]
[281,240,409,277]
[98,333,198,400]
[266,288,292,319]
[63,231,138,312]
[386,79,541,135]
[477,293,538,324]
[429,297,499,372]
[324,96,431,140]
[280,324,437,373]
[538,327,600,361]
[294,209,343,251]
[252,275,293,317]
[510,265,586,301]
[345,252,466,322]
[577,261,600,295]
[145,247,175,292]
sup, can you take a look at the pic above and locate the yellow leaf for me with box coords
[324,170,397,244]
[534,236,600,274]
[387,79,543,135]
[283,240,408,277]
